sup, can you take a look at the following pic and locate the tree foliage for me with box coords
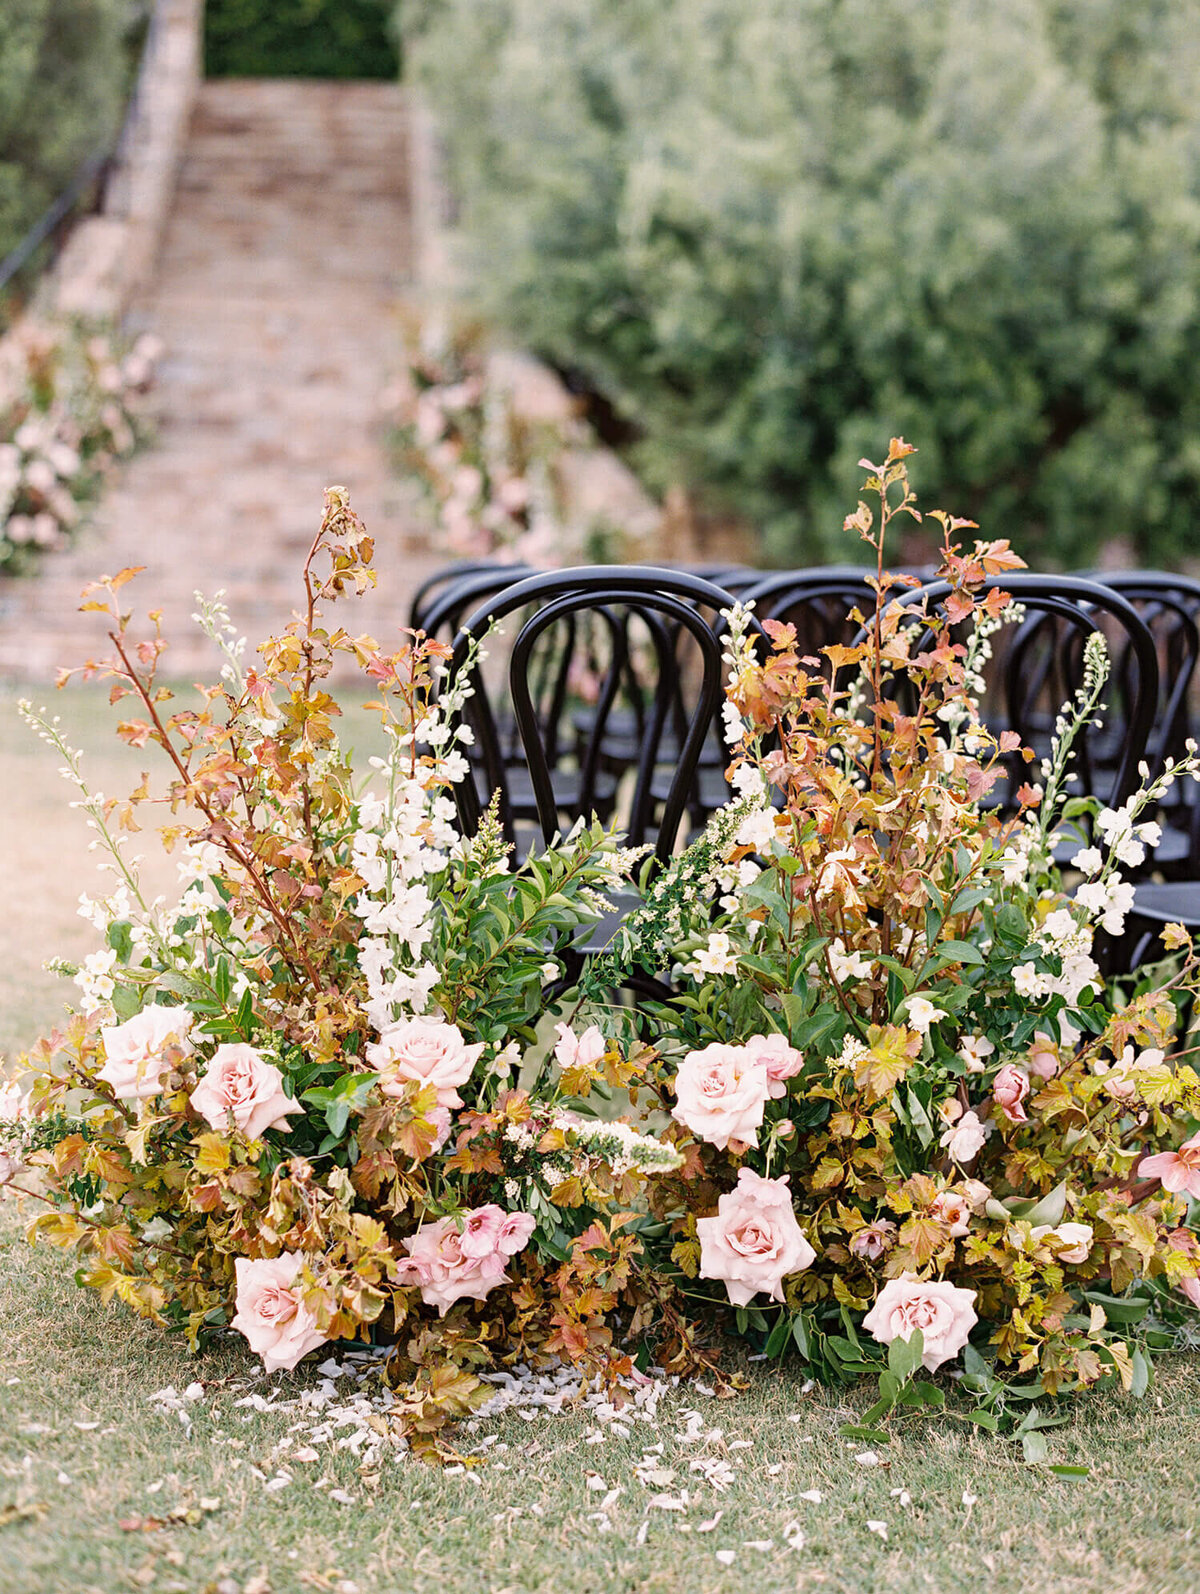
[0,0,133,269]
[204,0,399,80]
[403,0,1200,566]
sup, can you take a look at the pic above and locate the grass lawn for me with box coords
[3,1201,1200,1594]
[4,688,1200,1593]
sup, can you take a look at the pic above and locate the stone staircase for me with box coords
[0,79,439,682]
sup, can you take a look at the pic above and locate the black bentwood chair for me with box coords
[891,573,1160,822]
[444,565,750,992]
[446,565,745,861]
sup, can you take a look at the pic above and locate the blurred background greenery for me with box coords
[204,0,398,80]
[400,0,1200,569]
[0,0,139,271]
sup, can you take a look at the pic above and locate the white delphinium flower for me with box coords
[1012,962,1047,999]
[735,806,778,852]
[906,995,947,1034]
[687,932,739,980]
[958,1035,995,1073]
[828,939,873,984]
[75,947,118,1013]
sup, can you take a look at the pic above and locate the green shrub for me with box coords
[0,0,133,272]
[403,0,1200,567]
[204,0,399,80]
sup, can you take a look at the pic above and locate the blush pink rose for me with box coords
[672,1043,771,1150]
[367,1017,484,1109]
[554,1022,607,1072]
[992,1063,1030,1125]
[696,1168,817,1306]
[98,1004,194,1101]
[1180,1275,1200,1309]
[230,1252,327,1373]
[1027,1034,1060,1080]
[190,1044,298,1140]
[743,1033,805,1100]
[1138,1131,1200,1199]
[398,1205,535,1316]
[862,1273,978,1372]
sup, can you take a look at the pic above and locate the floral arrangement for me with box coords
[5,445,1200,1451]
[380,316,614,567]
[1,488,675,1451]
[587,440,1200,1426]
[0,317,159,574]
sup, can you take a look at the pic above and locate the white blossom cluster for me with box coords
[350,664,484,1032]
[558,1116,685,1177]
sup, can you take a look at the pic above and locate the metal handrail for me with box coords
[0,0,170,298]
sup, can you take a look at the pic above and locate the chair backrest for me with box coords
[742,566,938,665]
[446,566,747,861]
[1086,572,1200,782]
[409,559,529,632]
[891,573,1160,815]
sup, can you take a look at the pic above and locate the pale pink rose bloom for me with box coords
[938,1109,990,1164]
[961,1179,992,1211]
[1138,1131,1200,1199]
[696,1168,816,1306]
[553,1022,607,1072]
[496,1211,537,1255]
[0,1079,25,1122]
[672,1043,771,1150]
[98,1004,194,1101]
[1027,1034,1060,1080]
[367,1017,484,1110]
[428,1105,453,1153]
[992,1064,1030,1125]
[230,1252,327,1373]
[190,1044,298,1140]
[743,1033,805,1100]
[862,1273,978,1372]
[459,1203,505,1259]
[1050,1222,1093,1264]
[850,1218,897,1262]
[931,1191,971,1238]
[399,1206,534,1316]
[1180,1275,1200,1309]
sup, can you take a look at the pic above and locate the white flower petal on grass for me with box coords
[866,1520,889,1541]
[696,1512,724,1533]
[889,1488,912,1507]
[783,1521,806,1550]
[798,1488,823,1503]
[743,1540,774,1551]
[715,1550,737,1567]
[854,1450,881,1466]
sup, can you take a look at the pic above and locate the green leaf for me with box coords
[934,939,985,966]
[887,1328,924,1384]
[965,1409,999,1431]
[1048,1465,1091,1478]
[1021,1430,1050,1465]
[1082,1291,1153,1325]
[106,920,133,961]
[791,1315,811,1359]
[838,1425,892,1444]
[1130,1346,1152,1399]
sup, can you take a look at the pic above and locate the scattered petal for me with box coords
[866,1520,889,1542]
[715,1550,737,1567]
[854,1450,881,1466]
[798,1489,823,1504]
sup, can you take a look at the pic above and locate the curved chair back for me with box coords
[893,573,1159,815]
[447,566,747,862]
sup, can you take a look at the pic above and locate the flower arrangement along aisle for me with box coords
[588,439,1200,1425]
[1,488,678,1450]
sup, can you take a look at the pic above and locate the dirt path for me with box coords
[0,79,437,683]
